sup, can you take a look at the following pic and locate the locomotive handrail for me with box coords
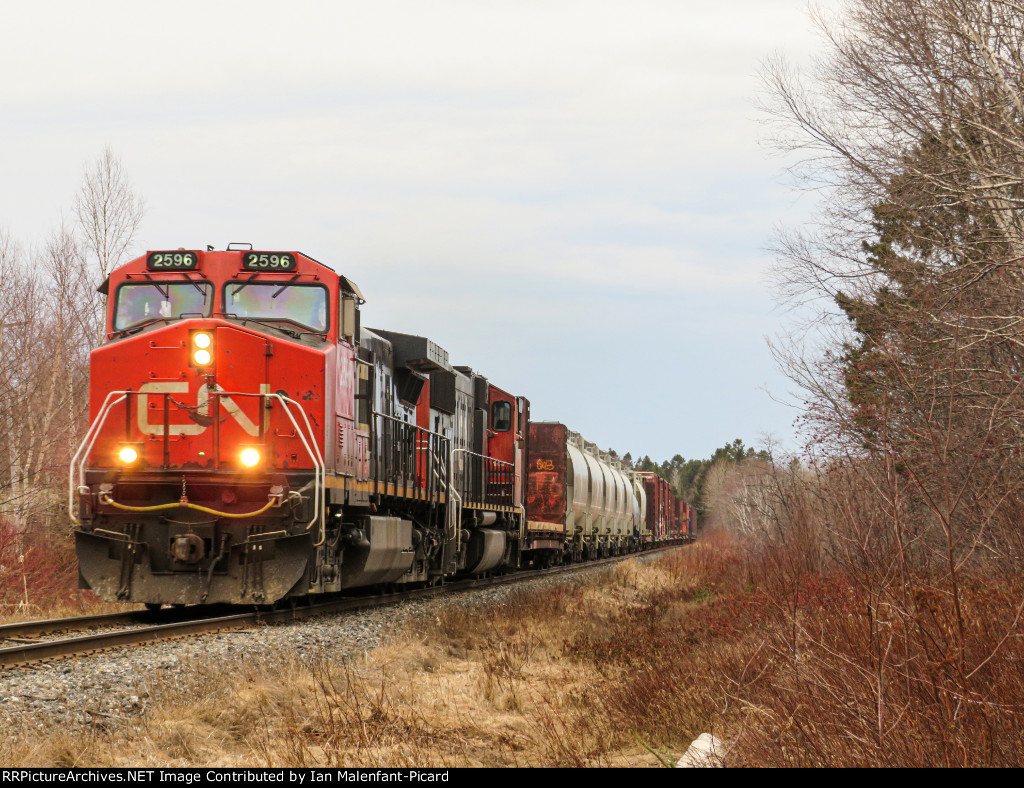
[450,448,522,551]
[98,494,280,518]
[68,390,130,526]
[451,447,517,508]
[452,447,515,469]
[430,445,450,496]
[372,410,450,499]
[68,389,325,544]
[275,392,325,542]
[372,410,456,544]
[447,447,464,552]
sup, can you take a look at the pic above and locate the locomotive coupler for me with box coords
[170,533,206,564]
[340,526,368,548]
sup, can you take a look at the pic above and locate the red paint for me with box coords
[636,471,686,541]
[88,250,342,474]
[526,422,568,526]
[487,384,517,466]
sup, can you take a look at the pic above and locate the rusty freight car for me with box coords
[525,422,645,566]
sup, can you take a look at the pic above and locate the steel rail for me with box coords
[0,546,681,670]
[0,611,152,641]
[0,605,236,641]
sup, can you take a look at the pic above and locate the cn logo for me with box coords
[137,382,266,437]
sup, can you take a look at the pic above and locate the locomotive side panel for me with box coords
[332,339,359,478]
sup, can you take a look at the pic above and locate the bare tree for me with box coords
[0,148,143,532]
[0,226,94,531]
[73,146,144,281]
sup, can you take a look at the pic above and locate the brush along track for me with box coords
[0,547,677,670]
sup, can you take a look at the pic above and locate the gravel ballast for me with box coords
[0,560,635,730]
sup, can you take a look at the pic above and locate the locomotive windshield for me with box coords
[114,282,213,331]
[224,282,329,333]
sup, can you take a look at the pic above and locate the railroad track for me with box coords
[0,547,677,670]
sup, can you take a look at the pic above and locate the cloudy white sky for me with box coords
[2,0,836,462]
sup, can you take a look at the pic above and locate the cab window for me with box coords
[224,282,329,333]
[114,282,213,330]
[491,401,512,432]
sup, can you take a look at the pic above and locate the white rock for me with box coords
[676,733,726,768]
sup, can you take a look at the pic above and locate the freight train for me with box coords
[70,247,693,607]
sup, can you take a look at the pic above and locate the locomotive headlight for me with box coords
[117,444,142,465]
[190,331,214,367]
[240,448,261,467]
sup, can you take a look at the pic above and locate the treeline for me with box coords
[616,438,769,518]
[0,148,143,532]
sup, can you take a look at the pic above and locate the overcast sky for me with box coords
[1,0,836,462]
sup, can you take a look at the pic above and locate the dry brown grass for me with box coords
[8,532,1017,768]
[0,550,720,767]
[0,597,129,626]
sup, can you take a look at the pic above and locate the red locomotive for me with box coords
[71,247,692,607]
